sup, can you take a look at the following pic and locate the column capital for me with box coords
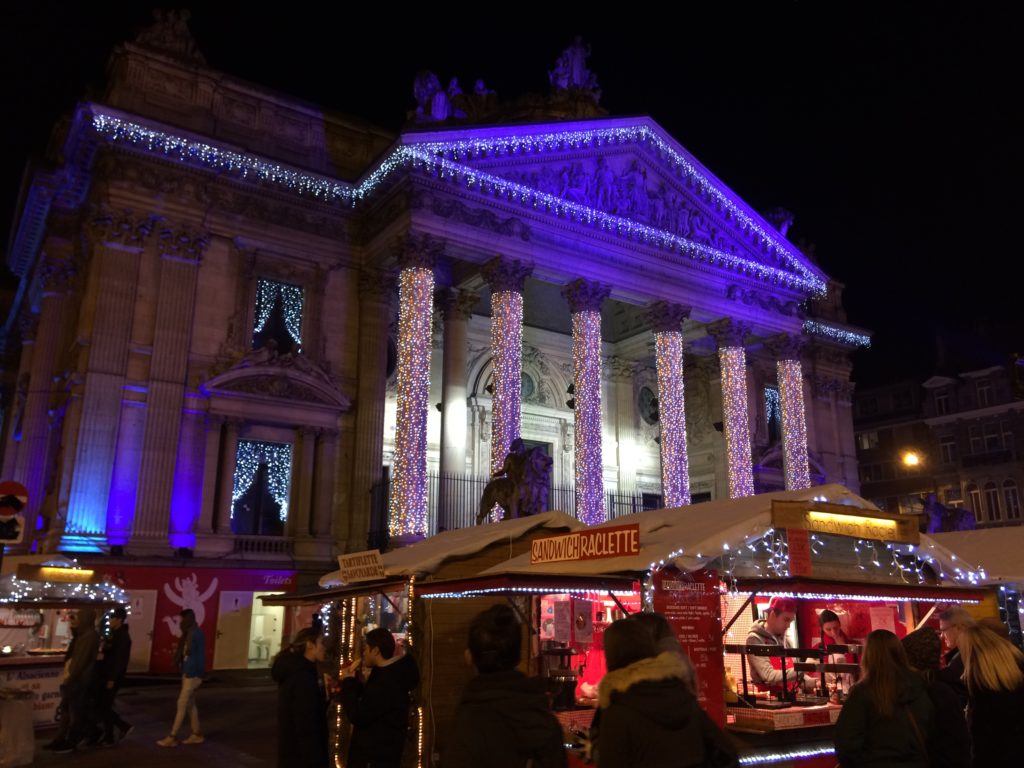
[706,318,752,349]
[436,287,478,321]
[562,278,610,314]
[645,301,692,333]
[482,257,532,294]
[358,268,397,303]
[394,233,444,271]
[88,209,159,250]
[159,225,209,263]
[765,332,808,361]
[38,254,77,295]
[604,356,642,382]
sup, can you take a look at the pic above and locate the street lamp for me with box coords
[901,450,922,469]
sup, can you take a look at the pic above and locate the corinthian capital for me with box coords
[561,278,610,314]
[159,225,209,263]
[358,268,397,303]
[645,301,692,333]
[393,233,444,271]
[89,209,159,249]
[482,256,532,294]
[436,287,478,321]
[706,318,751,349]
[38,254,77,294]
[764,332,807,361]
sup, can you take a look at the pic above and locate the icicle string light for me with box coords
[802,320,871,347]
[718,346,754,498]
[488,289,525,474]
[777,358,811,490]
[739,746,836,765]
[388,265,435,537]
[655,328,690,506]
[563,280,609,525]
[90,111,826,295]
[231,440,293,521]
[253,278,304,344]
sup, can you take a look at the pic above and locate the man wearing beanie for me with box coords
[902,627,970,768]
[47,607,100,753]
[746,596,809,695]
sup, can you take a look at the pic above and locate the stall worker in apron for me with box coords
[746,597,810,697]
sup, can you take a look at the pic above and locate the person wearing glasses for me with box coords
[937,607,975,708]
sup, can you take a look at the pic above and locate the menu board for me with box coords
[652,568,725,726]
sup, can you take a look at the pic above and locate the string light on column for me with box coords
[648,302,692,507]
[483,258,531,474]
[768,333,811,491]
[563,279,610,525]
[389,239,439,538]
[709,320,754,498]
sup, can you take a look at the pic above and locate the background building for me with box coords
[0,17,865,670]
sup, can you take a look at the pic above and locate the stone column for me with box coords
[313,428,338,537]
[708,319,754,498]
[216,419,241,534]
[291,427,317,537]
[65,212,156,546]
[133,227,205,544]
[13,251,74,527]
[197,415,224,535]
[388,236,441,540]
[767,334,811,490]
[647,302,692,507]
[436,288,477,479]
[562,279,610,525]
[482,258,532,474]
[347,269,395,551]
[606,357,639,503]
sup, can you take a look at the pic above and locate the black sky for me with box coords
[2,4,1018,386]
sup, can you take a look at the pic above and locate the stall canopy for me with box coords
[481,484,980,584]
[0,555,128,610]
[929,527,1024,585]
[319,510,583,587]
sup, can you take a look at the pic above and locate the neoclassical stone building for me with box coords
[0,19,866,669]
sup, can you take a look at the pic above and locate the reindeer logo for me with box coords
[162,573,219,637]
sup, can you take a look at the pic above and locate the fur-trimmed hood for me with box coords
[598,651,691,709]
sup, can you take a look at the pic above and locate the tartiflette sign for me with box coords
[530,524,641,564]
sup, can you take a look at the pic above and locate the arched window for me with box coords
[984,481,1001,522]
[966,484,982,519]
[1003,480,1021,521]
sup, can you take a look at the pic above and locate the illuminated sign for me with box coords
[16,565,98,584]
[337,550,386,583]
[530,524,640,565]
[771,501,919,545]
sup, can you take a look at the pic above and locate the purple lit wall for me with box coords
[105,405,145,546]
[169,411,205,549]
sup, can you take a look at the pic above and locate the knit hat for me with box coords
[767,596,798,614]
[901,627,941,671]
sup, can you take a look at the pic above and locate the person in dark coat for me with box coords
[271,627,329,768]
[958,623,1024,768]
[95,605,133,745]
[597,619,735,768]
[937,606,975,708]
[339,627,420,768]
[445,604,566,768]
[835,629,935,768]
[46,607,100,754]
[901,627,970,768]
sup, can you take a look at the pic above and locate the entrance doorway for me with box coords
[249,592,284,667]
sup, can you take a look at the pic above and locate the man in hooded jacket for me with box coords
[445,605,566,768]
[46,607,100,753]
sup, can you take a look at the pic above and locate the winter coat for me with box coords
[966,663,1024,768]
[98,624,132,686]
[445,669,567,768]
[834,667,935,768]
[936,648,968,709]
[63,611,100,693]
[920,675,969,768]
[271,650,329,768]
[339,652,419,768]
[597,651,725,768]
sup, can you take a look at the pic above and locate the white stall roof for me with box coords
[482,484,878,577]
[929,527,1024,585]
[319,510,583,587]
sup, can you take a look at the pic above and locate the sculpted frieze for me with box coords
[221,377,332,405]
[725,285,805,318]
[427,195,532,241]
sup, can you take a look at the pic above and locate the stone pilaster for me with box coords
[291,426,317,537]
[313,428,339,537]
[216,418,241,534]
[562,278,610,524]
[197,415,224,535]
[707,318,754,498]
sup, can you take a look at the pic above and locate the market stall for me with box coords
[478,484,996,768]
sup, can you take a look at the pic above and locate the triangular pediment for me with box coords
[401,117,827,296]
[202,353,351,410]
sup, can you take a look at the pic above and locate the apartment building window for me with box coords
[857,431,880,451]
[934,391,950,416]
[967,484,982,517]
[969,425,982,454]
[253,278,304,354]
[976,380,992,408]
[1004,480,1021,521]
[893,389,914,410]
[1001,421,1014,452]
[984,423,1002,452]
[984,481,1001,522]
[939,436,957,464]
[859,397,878,418]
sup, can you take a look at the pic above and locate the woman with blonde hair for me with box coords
[958,624,1024,767]
[834,629,933,768]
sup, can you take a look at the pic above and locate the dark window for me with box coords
[940,437,957,464]
[977,380,992,408]
[985,482,1001,522]
[935,392,950,415]
[1004,481,1021,520]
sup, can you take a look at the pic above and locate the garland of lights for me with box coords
[802,320,871,348]
[0,577,129,605]
[489,290,524,474]
[739,746,836,765]
[253,278,304,344]
[90,111,826,296]
[231,440,293,522]
[389,266,435,537]
[764,386,780,427]
[564,280,609,525]
[719,347,755,498]
[418,586,635,600]
[655,329,690,506]
[777,359,811,490]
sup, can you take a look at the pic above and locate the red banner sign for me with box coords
[530,524,640,564]
[787,527,814,577]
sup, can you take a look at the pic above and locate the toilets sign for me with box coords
[530,524,640,565]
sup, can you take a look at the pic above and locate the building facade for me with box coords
[0,19,865,670]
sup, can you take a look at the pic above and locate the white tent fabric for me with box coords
[319,510,582,586]
[482,484,879,577]
[928,528,1024,585]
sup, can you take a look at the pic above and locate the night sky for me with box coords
[2,4,1017,386]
